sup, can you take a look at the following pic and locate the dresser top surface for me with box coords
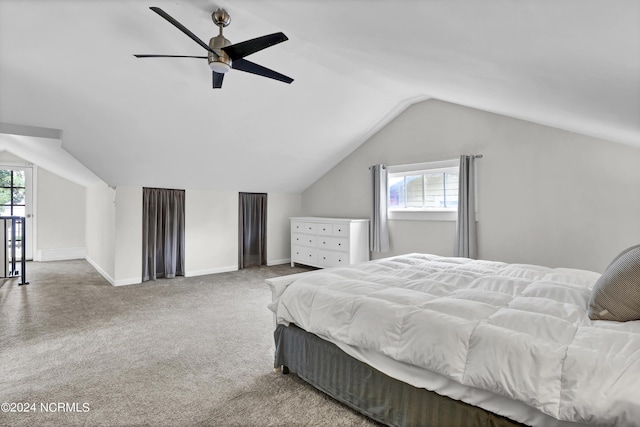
[290,217,369,223]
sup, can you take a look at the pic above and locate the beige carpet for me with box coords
[0,260,380,426]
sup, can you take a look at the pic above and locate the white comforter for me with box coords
[274,254,640,426]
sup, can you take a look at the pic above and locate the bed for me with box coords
[267,252,640,427]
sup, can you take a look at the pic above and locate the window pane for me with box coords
[12,170,25,188]
[0,170,11,187]
[425,173,444,208]
[12,206,25,217]
[388,164,460,213]
[0,205,11,216]
[12,188,25,205]
[405,175,423,207]
[0,188,10,206]
[445,173,459,208]
[388,176,406,208]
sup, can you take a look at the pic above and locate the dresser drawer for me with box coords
[317,236,348,252]
[292,246,317,264]
[293,233,316,247]
[317,223,333,235]
[332,223,349,237]
[291,221,305,233]
[318,250,350,268]
[303,222,318,234]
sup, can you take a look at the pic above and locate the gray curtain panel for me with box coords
[238,192,267,269]
[142,188,185,281]
[454,155,477,258]
[370,164,390,253]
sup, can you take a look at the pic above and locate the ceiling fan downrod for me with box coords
[208,8,232,73]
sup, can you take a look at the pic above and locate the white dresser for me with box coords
[290,217,370,268]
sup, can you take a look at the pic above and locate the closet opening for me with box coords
[238,192,267,269]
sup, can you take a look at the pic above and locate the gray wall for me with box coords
[0,151,86,261]
[37,167,86,254]
[301,99,640,272]
[85,182,116,280]
[86,185,302,286]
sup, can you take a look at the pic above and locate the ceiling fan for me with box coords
[134,7,293,89]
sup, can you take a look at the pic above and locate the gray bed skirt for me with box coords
[274,324,527,427]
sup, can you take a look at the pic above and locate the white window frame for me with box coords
[387,159,459,221]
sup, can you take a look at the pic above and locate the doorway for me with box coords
[238,192,267,269]
[0,166,34,261]
[142,187,186,281]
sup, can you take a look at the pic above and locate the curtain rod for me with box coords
[370,154,483,170]
[142,187,186,192]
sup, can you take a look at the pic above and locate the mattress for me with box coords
[271,253,640,427]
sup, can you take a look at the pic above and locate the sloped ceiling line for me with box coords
[0,1,638,193]
[0,123,102,187]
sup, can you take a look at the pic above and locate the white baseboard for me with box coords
[113,277,141,286]
[85,256,141,286]
[36,247,85,262]
[85,255,115,285]
[185,265,238,277]
[86,257,290,285]
[267,258,291,266]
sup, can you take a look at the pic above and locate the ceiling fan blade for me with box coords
[134,54,207,59]
[149,7,217,56]
[232,58,293,84]
[213,71,224,89]
[222,32,288,60]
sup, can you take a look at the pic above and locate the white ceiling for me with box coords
[1,0,638,192]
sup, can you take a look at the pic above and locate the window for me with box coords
[387,159,459,221]
[0,169,26,217]
[0,168,28,261]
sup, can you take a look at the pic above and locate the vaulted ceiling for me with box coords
[1,0,638,192]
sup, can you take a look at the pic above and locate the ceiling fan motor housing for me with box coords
[208,35,232,72]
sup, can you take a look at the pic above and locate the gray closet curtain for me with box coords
[142,187,185,281]
[370,164,390,253]
[454,155,477,259]
[239,192,267,269]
